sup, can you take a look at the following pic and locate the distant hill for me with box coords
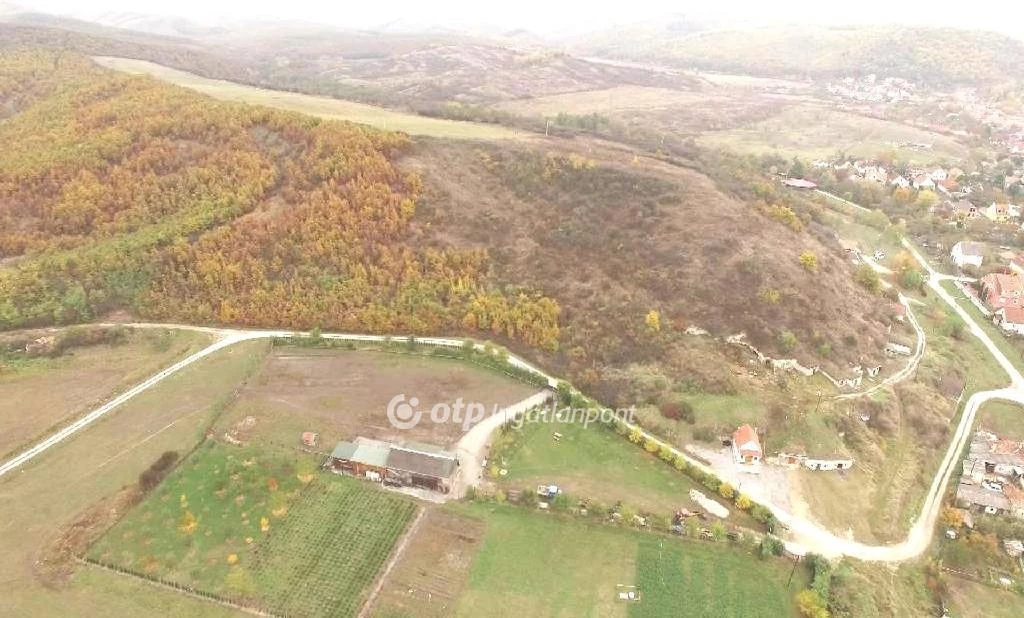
[573,24,1024,87]
[0,46,891,386]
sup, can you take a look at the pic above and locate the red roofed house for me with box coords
[732,425,763,466]
[995,305,1024,336]
[981,272,1024,311]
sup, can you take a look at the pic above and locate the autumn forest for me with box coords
[0,49,560,350]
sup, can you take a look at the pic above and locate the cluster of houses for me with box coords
[327,437,459,493]
[934,200,1022,226]
[810,159,969,195]
[730,424,854,473]
[954,430,1024,518]
[825,74,918,105]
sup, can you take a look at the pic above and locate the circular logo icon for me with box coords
[387,394,421,430]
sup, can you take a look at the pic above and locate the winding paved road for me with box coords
[1,250,1020,563]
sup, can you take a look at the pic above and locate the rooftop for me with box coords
[956,483,1010,510]
[386,446,458,479]
[330,439,391,468]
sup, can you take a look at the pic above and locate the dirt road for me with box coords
[0,284,1016,562]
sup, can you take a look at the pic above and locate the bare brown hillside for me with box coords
[403,139,892,388]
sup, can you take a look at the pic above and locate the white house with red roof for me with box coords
[732,424,763,467]
[996,305,1024,336]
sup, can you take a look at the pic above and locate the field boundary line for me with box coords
[76,556,281,617]
[357,505,428,618]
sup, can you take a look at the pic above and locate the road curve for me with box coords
[0,290,1016,562]
[0,326,556,481]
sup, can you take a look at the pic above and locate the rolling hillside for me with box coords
[0,46,892,396]
[575,24,1024,87]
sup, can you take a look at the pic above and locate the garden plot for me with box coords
[87,442,416,618]
[370,509,485,617]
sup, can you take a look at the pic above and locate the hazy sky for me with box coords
[11,0,1024,36]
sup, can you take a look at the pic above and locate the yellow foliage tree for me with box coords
[179,510,198,535]
[799,250,818,272]
[644,310,661,332]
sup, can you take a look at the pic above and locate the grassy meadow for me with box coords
[698,103,967,162]
[93,56,520,140]
[0,327,211,459]
[449,503,800,618]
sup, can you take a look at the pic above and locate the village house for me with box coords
[937,178,958,195]
[328,437,459,493]
[950,241,984,269]
[929,168,948,182]
[890,175,911,189]
[862,166,888,184]
[956,430,1024,517]
[982,202,1021,223]
[968,430,1024,476]
[884,341,912,356]
[913,174,936,190]
[980,272,1024,311]
[950,199,980,220]
[956,483,1010,515]
[1010,254,1024,275]
[731,424,763,467]
[995,305,1024,336]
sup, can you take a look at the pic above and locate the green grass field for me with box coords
[88,441,415,617]
[630,536,802,617]
[491,419,762,530]
[94,57,520,140]
[450,503,798,618]
[698,103,966,163]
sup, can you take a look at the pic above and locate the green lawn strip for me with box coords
[493,419,761,530]
[450,502,637,618]
[629,536,801,618]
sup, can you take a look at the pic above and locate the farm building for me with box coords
[329,438,391,481]
[328,438,459,493]
[385,442,459,494]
